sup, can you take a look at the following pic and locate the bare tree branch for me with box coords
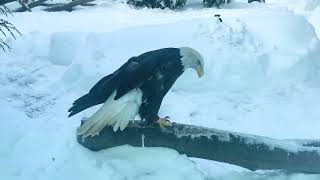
[14,0,48,12]
[0,0,16,6]
[0,19,21,39]
[17,0,32,12]
[44,0,95,12]
[0,38,11,51]
[0,5,21,52]
[0,4,11,16]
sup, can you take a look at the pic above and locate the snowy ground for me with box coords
[1,0,320,179]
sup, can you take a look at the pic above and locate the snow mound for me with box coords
[46,146,204,180]
[215,171,320,180]
[243,12,317,52]
[0,99,203,180]
[309,6,320,37]
[49,33,85,66]
[194,158,320,180]
[267,0,320,11]
[2,14,320,140]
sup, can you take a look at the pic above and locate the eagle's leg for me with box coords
[157,116,172,128]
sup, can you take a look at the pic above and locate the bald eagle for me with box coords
[68,47,204,138]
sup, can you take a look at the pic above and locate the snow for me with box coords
[44,146,204,180]
[1,0,320,179]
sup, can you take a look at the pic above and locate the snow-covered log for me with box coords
[292,139,320,147]
[248,0,265,3]
[14,0,48,12]
[44,0,95,12]
[17,0,32,12]
[0,0,16,6]
[77,120,320,174]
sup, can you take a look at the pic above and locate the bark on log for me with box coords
[292,139,320,148]
[44,0,95,12]
[248,0,265,3]
[77,120,320,174]
[14,0,48,12]
[0,0,16,6]
[17,0,31,12]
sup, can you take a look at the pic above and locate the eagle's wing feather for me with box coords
[68,74,116,117]
[113,56,159,100]
[138,60,183,122]
[68,56,159,117]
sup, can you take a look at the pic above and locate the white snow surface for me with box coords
[1,0,320,179]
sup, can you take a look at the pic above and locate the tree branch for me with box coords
[0,4,11,16]
[44,0,95,12]
[77,120,320,174]
[0,0,16,6]
[0,6,21,52]
[14,0,48,12]
[17,0,32,12]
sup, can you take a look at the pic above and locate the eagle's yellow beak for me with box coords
[197,68,204,78]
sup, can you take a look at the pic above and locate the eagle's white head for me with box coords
[179,47,204,78]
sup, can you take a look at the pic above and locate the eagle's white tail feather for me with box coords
[119,104,135,131]
[77,89,142,138]
[112,105,130,132]
[76,91,120,137]
[114,103,136,131]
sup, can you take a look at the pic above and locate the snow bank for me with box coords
[267,0,320,11]
[0,103,203,180]
[309,6,320,37]
[2,12,320,140]
[216,171,320,180]
[48,33,86,66]
[265,0,320,40]
[243,12,317,52]
[194,158,320,180]
[45,146,204,180]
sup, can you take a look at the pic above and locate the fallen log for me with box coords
[80,3,96,6]
[44,0,95,12]
[248,0,265,3]
[14,0,48,12]
[77,120,320,174]
[292,139,320,148]
[0,0,16,6]
[17,0,31,12]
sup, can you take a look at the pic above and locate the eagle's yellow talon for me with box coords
[157,118,172,128]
